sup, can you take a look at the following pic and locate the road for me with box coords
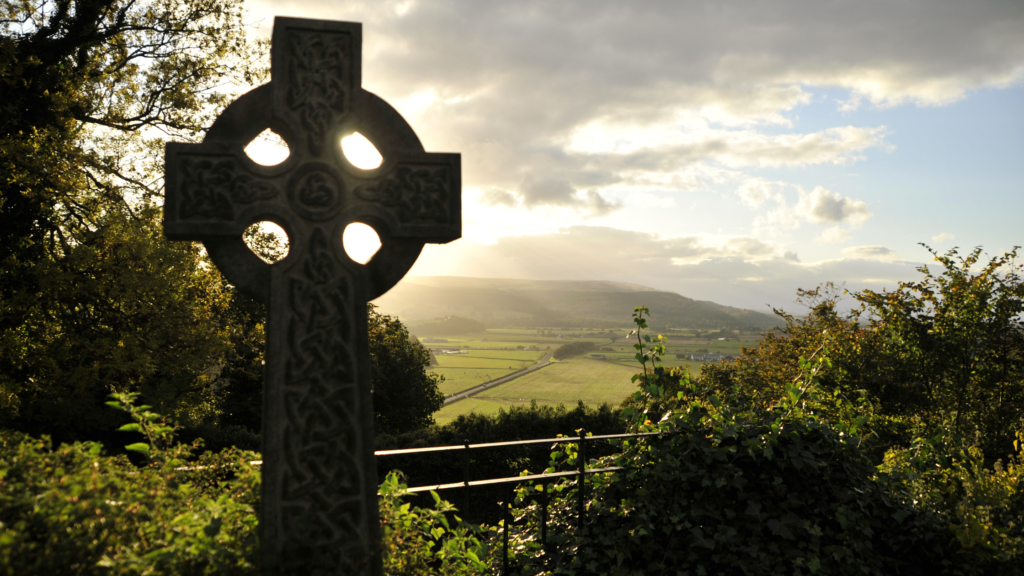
[443,351,554,405]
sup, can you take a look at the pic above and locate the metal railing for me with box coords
[376,429,665,574]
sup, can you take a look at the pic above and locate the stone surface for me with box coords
[163,16,461,575]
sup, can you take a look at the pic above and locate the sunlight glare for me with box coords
[244,129,290,166]
[343,223,382,264]
[341,132,383,170]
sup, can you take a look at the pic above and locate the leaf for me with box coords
[117,423,141,433]
[204,516,223,538]
[125,443,150,454]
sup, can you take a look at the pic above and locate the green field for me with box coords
[426,329,763,423]
[433,358,637,424]
[591,334,758,375]
[430,349,545,395]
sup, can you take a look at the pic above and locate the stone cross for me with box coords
[163,17,460,575]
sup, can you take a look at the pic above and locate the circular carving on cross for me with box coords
[287,163,344,220]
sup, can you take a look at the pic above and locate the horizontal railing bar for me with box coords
[375,431,666,457]
[375,445,467,456]
[586,431,664,441]
[405,466,624,493]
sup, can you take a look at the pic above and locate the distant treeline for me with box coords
[408,316,487,336]
[553,341,597,359]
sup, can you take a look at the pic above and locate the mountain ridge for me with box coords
[373,276,780,330]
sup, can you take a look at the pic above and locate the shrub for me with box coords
[378,472,489,575]
[496,307,1009,575]
[0,393,494,574]
[882,425,1024,574]
[0,394,261,575]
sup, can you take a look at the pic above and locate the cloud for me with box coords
[736,178,783,209]
[843,245,897,259]
[797,186,871,224]
[933,232,956,243]
[749,185,871,238]
[819,226,852,244]
[478,174,623,214]
[581,190,621,215]
[628,192,675,208]
[519,176,577,206]
[247,0,1023,214]
[480,188,518,206]
[402,225,926,311]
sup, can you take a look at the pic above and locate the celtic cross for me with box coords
[163,17,460,575]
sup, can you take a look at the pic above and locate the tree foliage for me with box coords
[0,0,268,441]
[409,315,487,337]
[857,245,1024,456]
[701,246,1024,461]
[500,306,1024,575]
[552,340,596,360]
[369,304,446,435]
[0,207,234,438]
[0,0,267,270]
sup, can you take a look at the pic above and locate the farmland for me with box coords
[424,327,764,423]
[431,349,545,395]
[433,358,637,424]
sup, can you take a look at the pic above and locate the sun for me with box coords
[341,132,383,170]
[343,223,382,264]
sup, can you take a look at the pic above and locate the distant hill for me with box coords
[374,276,780,330]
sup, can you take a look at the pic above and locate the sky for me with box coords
[244,0,1024,313]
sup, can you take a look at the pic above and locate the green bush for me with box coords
[0,393,493,575]
[378,472,489,575]
[497,307,1022,575]
[881,425,1024,574]
[0,394,261,575]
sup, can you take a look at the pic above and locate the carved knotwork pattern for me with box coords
[280,227,367,570]
[178,157,278,220]
[354,165,451,223]
[288,30,352,156]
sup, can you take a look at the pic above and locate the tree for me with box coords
[700,282,881,412]
[0,0,268,441]
[856,245,1024,456]
[368,304,446,434]
[1,0,266,277]
[209,302,448,439]
[409,316,486,337]
[0,206,235,439]
[700,246,1024,461]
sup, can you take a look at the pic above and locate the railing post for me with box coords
[463,439,470,514]
[541,484,548,550]
[503,483,511,575]
[577,428,586,529]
